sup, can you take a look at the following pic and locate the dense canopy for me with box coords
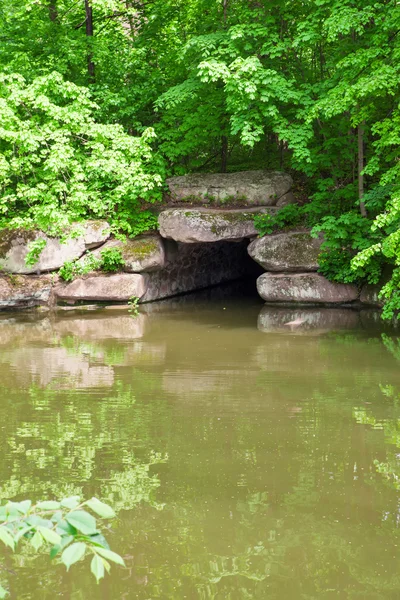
[1,0,400,314]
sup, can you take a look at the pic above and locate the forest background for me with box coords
[1,0,400,316]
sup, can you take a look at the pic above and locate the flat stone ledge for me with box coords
[166,170,293,206]
[55,273,147,303]
[86,235,165,273]
[0,274,54,309]
[159,207,277,243]
[257,272,359,304]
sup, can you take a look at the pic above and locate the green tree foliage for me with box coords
[0,72,164,235]
[1,0,400,312]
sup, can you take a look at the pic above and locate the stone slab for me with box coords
[87,235,165,273]
[0,274,54,309]
[166,170,292,206]
[159,207,277,243]
[257,272,358,304]
[55,274,147,303]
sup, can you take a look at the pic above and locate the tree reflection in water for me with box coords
[0,307,400,598]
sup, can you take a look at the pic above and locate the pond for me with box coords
[1,284,400,599]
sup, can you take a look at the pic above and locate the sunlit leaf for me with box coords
[91,554,105,583]
[60,496,81,510]
[66,511,97,535]
[94,547,125,566]
[30,530,43,551]
[38,526,61,546]
[86,498,115,519]
[61,542,86,570]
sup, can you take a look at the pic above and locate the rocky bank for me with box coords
[0,170,383,311]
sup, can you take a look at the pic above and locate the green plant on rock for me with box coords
[0,496,124,598]
[253,204,304,236]
[59,252,102,282]
[24,238,47,268]
[100,248,125,272]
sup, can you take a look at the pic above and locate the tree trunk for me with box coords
[221,135,228,173]
[222,0,228,25]
[357,121,367,217]
[49,1,57,22]
[85,0,95,82]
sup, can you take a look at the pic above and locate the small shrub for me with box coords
[100,248,125,272]
[59,253,102,282]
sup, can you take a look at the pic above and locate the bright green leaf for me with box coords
[94,547,125,567]
[38,526,62,546]
[61,542,86,570]
[66,511,97,535]
[85,498,115,519]
[30,530,43,551]
[91,554,105,583]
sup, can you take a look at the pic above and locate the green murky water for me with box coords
[1,287,400,599]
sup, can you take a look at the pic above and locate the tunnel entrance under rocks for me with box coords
[139,238,265,304]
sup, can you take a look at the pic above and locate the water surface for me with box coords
[1,290,400,599]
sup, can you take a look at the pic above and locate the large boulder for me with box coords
[0,221,110,274]
[55,273,147,303]
[257,272,358,304]
[248,231,323,272]
[159,207,276,243]
[359,283,384,307]
[0,274,55,309]
[81,220,111,249]
[359,268,392,307]
[86,235,165,272]
[166,170,292,206]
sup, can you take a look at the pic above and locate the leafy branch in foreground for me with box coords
[0,496,125,597]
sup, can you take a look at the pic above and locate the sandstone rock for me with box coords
[0,221,110,274]
[359,283,384,307]
[55,273,147,303]
[87,235,165,272]
[248,231,323,272]
[166,170,292,206]
[257,272,358,304]
[276,191,297,207]
[0,274,54,309]
[81,220,111,249]
[159,207,276,243]
[257,306,360,333]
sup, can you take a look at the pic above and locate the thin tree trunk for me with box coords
[358,121,367,216]
[222,0,228,25]
[49,1,57,21]
[221,135,228,173]
[85,0,95,82]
